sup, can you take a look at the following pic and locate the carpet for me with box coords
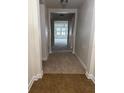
[43,52,85,74]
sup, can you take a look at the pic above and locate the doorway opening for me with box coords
[50,13,75,52]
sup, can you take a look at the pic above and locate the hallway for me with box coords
[29,52,95,93]
[43,52,85,74]
[29,0,95,93]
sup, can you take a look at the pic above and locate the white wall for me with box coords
[89,38,95,77]
[40,4,48,61]
[87,37,95,83]
[28,0,42,87]
[75,0,94,80]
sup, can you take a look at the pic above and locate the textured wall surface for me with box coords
[28,0,42,84]
[40,4,48,60]
[75,0,94,71]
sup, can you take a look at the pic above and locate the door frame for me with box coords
[48,9,78,54]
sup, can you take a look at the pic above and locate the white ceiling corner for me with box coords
[44,0,84,9]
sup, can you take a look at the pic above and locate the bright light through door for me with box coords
[54,21,68,48]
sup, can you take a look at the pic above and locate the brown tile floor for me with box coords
[29,74,95,93]
[43,52,85,74]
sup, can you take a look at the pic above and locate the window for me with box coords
[54,21,68,46]
[54,21,68,39]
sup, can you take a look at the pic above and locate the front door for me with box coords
[53,21,69,51]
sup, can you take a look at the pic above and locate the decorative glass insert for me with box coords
[54,21,68,46]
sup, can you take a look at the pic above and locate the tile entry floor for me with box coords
[29,74,95,93]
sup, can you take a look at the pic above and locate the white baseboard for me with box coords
[28,76,36,91]
[49,50,52,54]
[28,71,43,91]
[72,50,75,54]
[75,53,87,71]
[85,72,95,84]
[42,55,48,61]
[75,53,95,84]
[42,56,48,61]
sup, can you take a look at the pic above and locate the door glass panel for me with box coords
[54,21,68,47]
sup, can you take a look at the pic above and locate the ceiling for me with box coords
[51,13,75,20]
[43,0,84,9]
